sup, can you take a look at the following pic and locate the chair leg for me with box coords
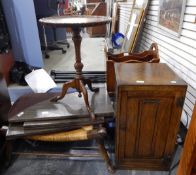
[168,160,180,175]
[4,140,13,167]
[96,138,114,173]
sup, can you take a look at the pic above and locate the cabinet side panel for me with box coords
[136,99,159,157]
[124,98,139,158]
[116,91,128,162]
[165,90,187,156]
[153,98,173,158]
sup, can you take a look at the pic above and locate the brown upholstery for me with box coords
[106,43,160,95]
[177,104,196,175]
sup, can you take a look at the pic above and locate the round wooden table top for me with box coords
[39,15,111,28]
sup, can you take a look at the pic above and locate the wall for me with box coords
[118,2,133,34]
[119,0,196,127]
[2,0,43,68]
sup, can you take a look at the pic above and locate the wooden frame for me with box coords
[158,0,186,37]
[177,104,196,175]
[120,0,149,53]
[122,8,144,52]
[111,2,119,34]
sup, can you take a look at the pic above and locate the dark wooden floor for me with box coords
[1,139,180,175]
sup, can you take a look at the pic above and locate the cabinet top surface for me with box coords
[115,63,187,86]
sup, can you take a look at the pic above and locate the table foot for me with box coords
[51,80,76,102]
[96,137,114,173]
[5,140,13,168]
[83,78,99,92]
[51,79,96,120]
[79,80,96,120]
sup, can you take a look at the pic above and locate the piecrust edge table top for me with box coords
[39,15,111,27]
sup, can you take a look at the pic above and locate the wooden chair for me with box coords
[25,125,114,172]
[176,104,196,175]
[5,93,114,173]
[106,43,160,95]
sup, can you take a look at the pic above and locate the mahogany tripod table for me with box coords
[39,16,111,119]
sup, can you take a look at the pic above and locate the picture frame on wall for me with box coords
[158,0,187,37]
[121,0,149,53]
[122,8,144,52]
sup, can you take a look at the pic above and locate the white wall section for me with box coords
[119,0,196,127]
[118,2,133,34]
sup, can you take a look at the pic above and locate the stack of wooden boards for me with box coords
[6,88,114,140]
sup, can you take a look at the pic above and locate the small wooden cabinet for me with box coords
[115,63,187,170]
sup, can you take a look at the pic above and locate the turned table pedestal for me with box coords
[39,16,111,119]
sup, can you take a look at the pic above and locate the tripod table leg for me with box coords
[96,138,114,173]
[79,80,95,120]
[83,79,99,92]
[51,80,76,102]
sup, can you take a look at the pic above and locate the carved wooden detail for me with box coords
[106,43,160,96]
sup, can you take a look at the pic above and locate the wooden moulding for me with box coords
[111,2,119,34]
[177,104,196,175]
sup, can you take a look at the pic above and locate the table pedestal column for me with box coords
[52,27,99,120]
